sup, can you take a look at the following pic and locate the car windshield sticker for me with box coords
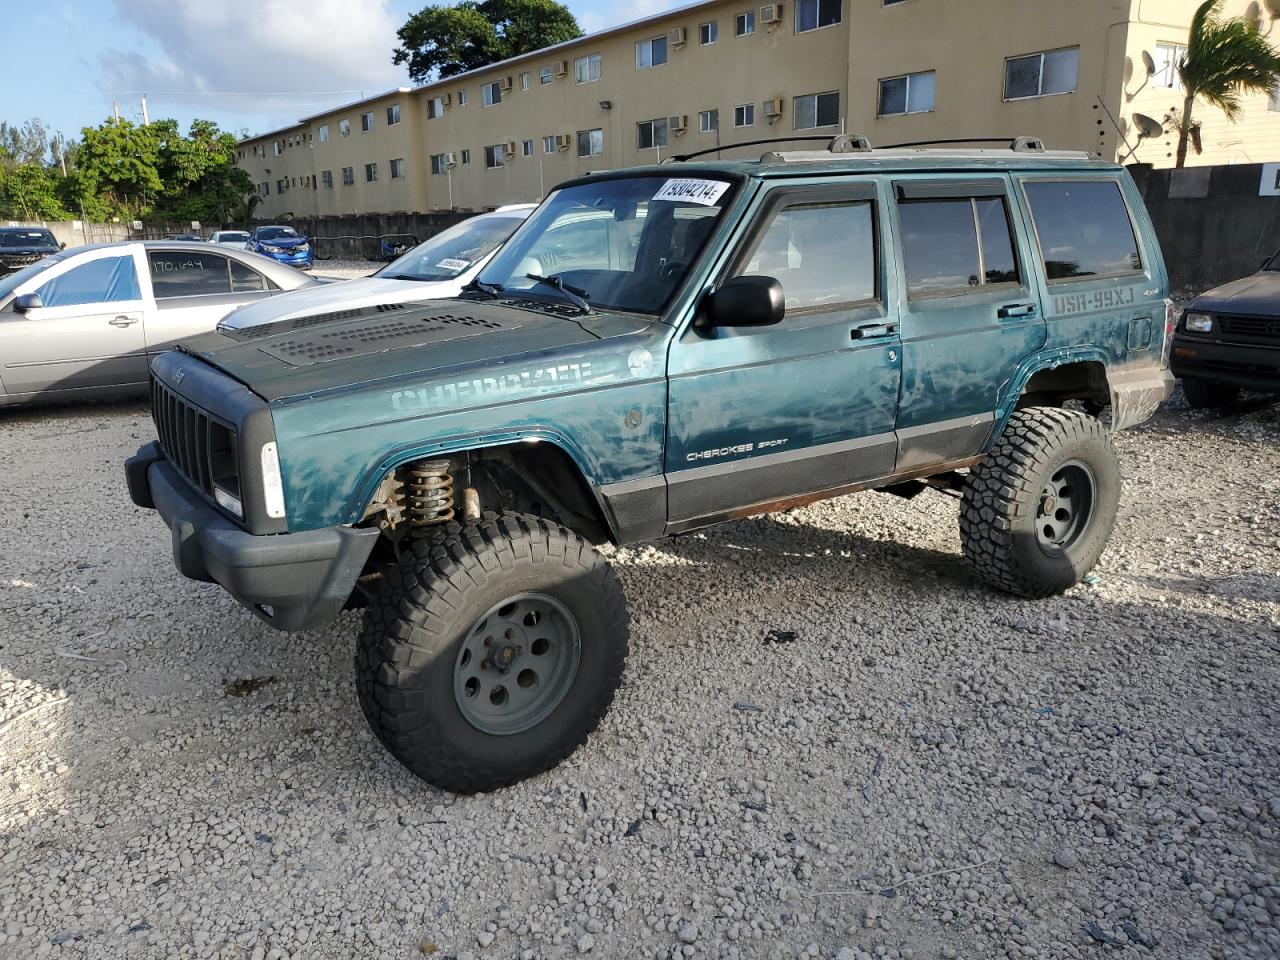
[652,178,730,206]
[436,258,470,272]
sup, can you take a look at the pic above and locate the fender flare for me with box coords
[990,346,1113,446]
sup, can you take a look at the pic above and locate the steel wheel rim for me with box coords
[1035,459,1096,555]
[453,593,581,736]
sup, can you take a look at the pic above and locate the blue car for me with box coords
[246,225,313,269]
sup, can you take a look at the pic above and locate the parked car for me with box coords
[208,230,251,247]
[218,206,535,333]
[1171,251,1280,407]
[127,137,1174,793]
[0,227,62,275]
[0,241,317,406]
[246,225,312,269]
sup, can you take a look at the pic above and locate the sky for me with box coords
[1,0,686,148]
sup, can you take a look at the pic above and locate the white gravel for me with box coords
[1,390,1278,960]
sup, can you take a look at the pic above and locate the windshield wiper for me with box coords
[525,273,590,314]
[462,278,504,297]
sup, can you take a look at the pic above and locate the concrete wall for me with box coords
[223,211,473,260]
[1129,162,1280,294]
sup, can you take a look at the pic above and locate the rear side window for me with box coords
[1022,180,1142,281]
[899,196,1020,297]
[149,252,234,298]
[230,259,270,292]
[737,200,876,311]
[36,256,140,308]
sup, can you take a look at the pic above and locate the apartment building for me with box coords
[236,0,1280,219]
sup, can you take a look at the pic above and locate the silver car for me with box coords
[0,241,316,407]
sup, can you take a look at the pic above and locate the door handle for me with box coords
[997,302,1038,319]
[851,321,897,340]
[109,316,138,328]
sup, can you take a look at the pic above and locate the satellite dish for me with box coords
[1133,112,1165,138]
[1265,0,1280,19]
[1141,50,1156,75]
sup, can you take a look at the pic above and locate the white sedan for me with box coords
[0,241,316,407]
[217,205,534,332]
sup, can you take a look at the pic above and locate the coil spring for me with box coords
[401,460,455,534]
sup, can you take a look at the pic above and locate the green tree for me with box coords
[0,163,66,220]
[74,119,164,219]
[393,0,581,82]
[1174,0,1280,167]
[0,118,50,168]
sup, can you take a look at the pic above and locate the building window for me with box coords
[878,71,935,116]
[483,81,503,107]
[259,182,269,196]
[522,138,534,156]
[387,104,401,125]
[361,111,374,132]
[577,128,604,156]
[796,0,841,32]
[318,124,329,142]
[539,66,553,84]
[427,96,445,119]
[543,135,556,153]
[734,103,755,127]
[700,21,718,44]
[520,71,531,90]
[461,148,471,164]
[365,162,378,182]
[484,144,506,168]
[273,141,281,156]
[637,117,669,150]
[339,118,350,137]
[341,166,354,185]
[699,109,719,132]
[794,90,840,128]
[575,53,602,83]
[458,89,470,105]
[1153,42,1186,89]
[735,11,755,36]
[430,153,449,175]
[636,36,668,69]
[321,170,333,188]
[390,158,406,179]
[1004,47,1079,100]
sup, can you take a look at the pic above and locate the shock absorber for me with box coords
[400,460,455,536]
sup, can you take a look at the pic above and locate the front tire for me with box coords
[355,513,628,793]
[1181,376,1240,410]
[960,407,1120,598]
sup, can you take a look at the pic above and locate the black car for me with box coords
[1171,252,1280,408]
[0,227,61,275]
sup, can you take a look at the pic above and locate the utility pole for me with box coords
[54,134,66,177]
[140,95,149,126]
[112,100,121,124]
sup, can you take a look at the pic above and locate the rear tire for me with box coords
[960,407,1120,598]
[1181,377,1240,410]
[355,513,628,793]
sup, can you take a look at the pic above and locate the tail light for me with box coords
[1160,299,1177,367]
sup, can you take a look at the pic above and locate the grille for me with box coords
[1217,314,1280,343]
[150,377,238,501]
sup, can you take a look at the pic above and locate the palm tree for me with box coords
[1175,0,1280,167]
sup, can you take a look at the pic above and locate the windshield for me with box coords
[257,227,299,241]
[376,215,524,282]
[477,174,735,315]
[1,230,56,248]
[218,232,249,242]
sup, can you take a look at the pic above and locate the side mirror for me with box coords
[59,242,66,250]
[705,275,785,328]
[13,293,43,313]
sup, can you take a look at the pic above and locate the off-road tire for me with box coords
[960,407,1120,598]
[355,512,628,793]
[1181,376,1240,410]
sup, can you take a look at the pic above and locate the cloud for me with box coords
[98,0,408,122]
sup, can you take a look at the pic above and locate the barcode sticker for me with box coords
[652,178,730,205]
[436,258,470,271]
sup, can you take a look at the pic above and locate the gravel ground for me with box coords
[1,390,1278,960]
[312,259,385,281]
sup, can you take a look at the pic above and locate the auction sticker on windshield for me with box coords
[436,258,470,272]
[652,179,730,206]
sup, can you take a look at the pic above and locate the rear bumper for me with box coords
[1108,365,1175,431]
[126,442,378,632]
[1170,336,1280,393]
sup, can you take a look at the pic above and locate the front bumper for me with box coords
[126,441,378,632]
[1170,336,1280,393]
[260,248,313,268]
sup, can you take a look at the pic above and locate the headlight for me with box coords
[1184,312,1213,333]
[260,441,287,519]
[264,244,285,254]
[296,243,310,253]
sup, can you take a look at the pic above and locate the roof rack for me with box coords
[878,136,1046,153]
[666,134,871,163]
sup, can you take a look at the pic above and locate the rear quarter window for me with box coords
[1022,179,1142,282]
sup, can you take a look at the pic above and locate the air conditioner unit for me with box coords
[503,140,516,155]
[499,76,513,92]
[444,152,457,166]
[668,26,687,46]
[760,3,783,25]
[443,92,453,106]
[553,60,568,77]
[670,114,688,134]
[764,97,784,118]
[555,133,572,150]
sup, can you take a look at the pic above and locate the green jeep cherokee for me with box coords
[127,137,1174,792]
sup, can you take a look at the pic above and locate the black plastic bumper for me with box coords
[1171,337,1280,393]
[126,442,379,632]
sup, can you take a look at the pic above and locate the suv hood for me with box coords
[1191,271,1280,316]
[220,276,464,330]
[178,298,657,403]
[255,235,308,249]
